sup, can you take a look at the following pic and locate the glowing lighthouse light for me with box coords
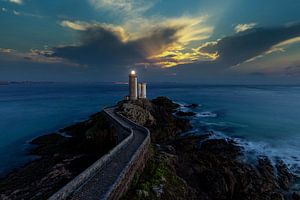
[127,70,147,100]
[129,70,138,100]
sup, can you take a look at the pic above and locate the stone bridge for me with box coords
[49,107,151,200]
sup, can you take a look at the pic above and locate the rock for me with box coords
[31,133,66,145]
[151,96,180,112]
[165,145,176,155]
[136,189,149,197]
[118,97,192,142]
[171,135,294,200]
[200,139,242,159]
[118,102,156,126]
[276,159,294,190]
[152,184,164,198]
[292,192,300,200]
[176,111,196,116]
[0,111,116,200]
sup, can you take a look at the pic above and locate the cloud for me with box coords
[57,17,213,68]
[55,20,300,72]
[60,20,129,42]
[248,72,266,76]
[0,47,79,66]
[52,24,181,68]
[89,0,154,18]
[13,10,20,15]
[60,20,87,31]
[7,0,23,5]
[234,23,257,33]
[285,65,300,75]
[83,0,214,69]
[240,36,300,64]
[0,48,13,53]
[200,23,300,67]
[268,36,300,53]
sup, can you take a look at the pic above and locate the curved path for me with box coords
[49,107,150,200]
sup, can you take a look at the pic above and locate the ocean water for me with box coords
[0,83,300,178]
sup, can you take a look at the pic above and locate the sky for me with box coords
[0,0,300,84]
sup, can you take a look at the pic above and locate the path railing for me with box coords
[48,107,150,200]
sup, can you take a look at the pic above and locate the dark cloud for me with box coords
[248,72,266,76]
[285,65,300,75]
[29,22,300,83]
[52,23,300,72]
[201,23,300,66]
[51,26,179,68]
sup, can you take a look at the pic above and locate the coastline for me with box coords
[0,111,117,200]
[118,97,300,200]
[0,96,299,200]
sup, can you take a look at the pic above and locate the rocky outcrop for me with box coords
[121,97,298,200]
[125,133,297,200]
[122,147,197,200]
[117,97,191,143]
[172,135,297,200]
[0,112,116,200]
[118,102,156,126]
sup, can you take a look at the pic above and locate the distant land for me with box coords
[0,81,56,85]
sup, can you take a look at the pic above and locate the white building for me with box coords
[129,70,138,100]
[128,70,147,100]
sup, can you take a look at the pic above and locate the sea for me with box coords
[0,83,300,181]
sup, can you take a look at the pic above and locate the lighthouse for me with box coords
[128,70,147,100]
[129,70,138,100]
[139,83,147,99]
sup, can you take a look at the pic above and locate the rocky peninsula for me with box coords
[117,97,299,200]
[0,112,117,199]
[0,96,299,200]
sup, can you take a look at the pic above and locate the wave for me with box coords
[199,129,300,180]
[178,101,300,179]
[196,111,217,118]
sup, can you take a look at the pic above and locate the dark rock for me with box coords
[292,192,300,200]
[200,139,242,159]
[0,111,116,200]
[31,133,66,145]
[276,159,294,190]
[151,96,180,112]
[118,97,191,142]
[121,97,297,200]
[171,136,293,200]
[176,111,196,117]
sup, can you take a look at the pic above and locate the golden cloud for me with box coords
[59,15,215,68]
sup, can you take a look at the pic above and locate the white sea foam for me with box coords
[196,111,217,118]
[177,101,300,178]
[202,128,300,178]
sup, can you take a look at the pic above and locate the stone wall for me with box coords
[104,114,151,200]
[48,107,150,200]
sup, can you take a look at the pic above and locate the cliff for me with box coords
[118,97,299,200]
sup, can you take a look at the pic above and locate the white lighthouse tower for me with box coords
[129,70,138,100]
[128,70,147,100]
[140,83,147,99]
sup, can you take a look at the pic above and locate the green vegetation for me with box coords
[122,146,194,200]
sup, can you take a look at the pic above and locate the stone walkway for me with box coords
[68,108,148,200]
